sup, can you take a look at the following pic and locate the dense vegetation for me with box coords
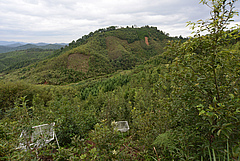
[1,25,181,85]
[0,0,240,160]
[0,49,58,73]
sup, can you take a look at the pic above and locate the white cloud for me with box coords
[0,0,239,43]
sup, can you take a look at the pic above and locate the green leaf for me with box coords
[217,129,221,136]
[209,105,214,111]
[236,108,240,113]
[207,112,214,117]
[229,94,234,99]
[199,110,206,115]
[197,104,204,108]
[80,154,87,159]
[213,97,217,103]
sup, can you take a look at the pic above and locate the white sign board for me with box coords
[18,122,59,150]
[116,121,130,132]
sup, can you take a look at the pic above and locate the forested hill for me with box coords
[0,49,57,73]
[1,0,240,159]
[1,26,184,85]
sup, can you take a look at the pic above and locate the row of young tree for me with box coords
[0,0,240,160]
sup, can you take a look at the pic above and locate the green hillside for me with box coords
[1,26,180,84]
[0,48,57,73]
[1,40,239,160]
[1,1,240,160]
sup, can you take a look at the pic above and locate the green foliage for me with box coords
[78,74,130,100]
[0,57,167,159]
[47,96,98,146]
[0,81,37,118]
[0,49,55,73]
[89,53,114,74]
[1,26,178,85]
[156,0,240,159]
[1,1,240,160]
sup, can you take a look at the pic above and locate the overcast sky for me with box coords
[0,0,239,43]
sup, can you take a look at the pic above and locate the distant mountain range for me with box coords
[0,41,68,53]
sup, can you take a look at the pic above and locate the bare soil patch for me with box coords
[106,36,129,60]
[68,53,90,73]
[145,37,149,46]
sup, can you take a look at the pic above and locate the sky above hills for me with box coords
[0,0,239,43]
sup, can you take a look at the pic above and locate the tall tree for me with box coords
[157,0,240,159]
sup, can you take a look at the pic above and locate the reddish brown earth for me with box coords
[145,37,149,46]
